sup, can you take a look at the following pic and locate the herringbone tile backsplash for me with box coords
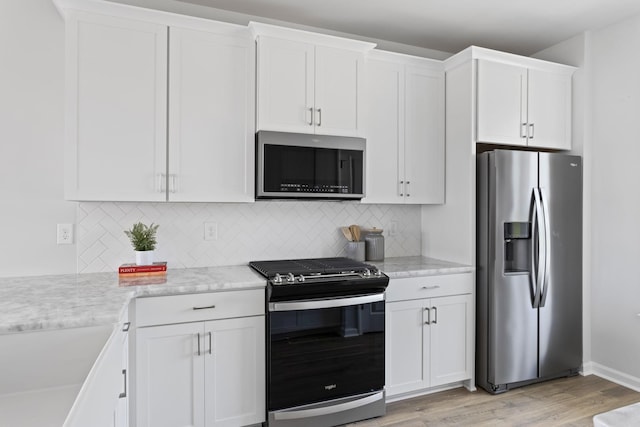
[77,201,421,273]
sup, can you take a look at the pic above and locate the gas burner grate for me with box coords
[249,257,376,278]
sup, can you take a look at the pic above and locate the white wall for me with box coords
[587,14,640,387]
[0,0,78,277]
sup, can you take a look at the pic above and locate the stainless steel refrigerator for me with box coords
[476,149,582,394]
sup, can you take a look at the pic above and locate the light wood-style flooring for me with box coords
[349,375,640,426]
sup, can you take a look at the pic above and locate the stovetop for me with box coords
[249,257,388,301]
[250,257,380,280]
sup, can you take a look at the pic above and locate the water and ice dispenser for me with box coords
[503,222,532,274]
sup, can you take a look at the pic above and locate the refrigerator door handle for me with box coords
[539,187,551,307]
[532,188,546,308]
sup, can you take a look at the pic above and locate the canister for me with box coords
[345,241,365,262]
[365,228,385,261]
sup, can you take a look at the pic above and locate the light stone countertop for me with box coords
[0,265,265,334]
[372,256,474,279]
[0,256,472,334]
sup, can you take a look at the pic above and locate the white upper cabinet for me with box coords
[255,37,314,134]
[168,25,254,202]
[363,51,444,204]
[475,54,573,150]
[57,1,255,202]
[64,11,168,201]
[251,22,374,137]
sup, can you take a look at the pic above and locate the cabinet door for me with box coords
[476,60,527,146]
[168,26,254,202]
[114,331,129,427]
[65,11,167,201]
[363,58,404,203]
[204,316,265,427]
[385,299,429,396]
[527,69,572,150]
[404,65,445,204]
[429,294,473,387]
[256,36,315,134]
[136,323,205,427]
[315,46,363,136]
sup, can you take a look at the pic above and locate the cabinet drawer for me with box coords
[386,273,473,302]
[135,289,264,327]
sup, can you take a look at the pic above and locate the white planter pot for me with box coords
[135,250,154,266]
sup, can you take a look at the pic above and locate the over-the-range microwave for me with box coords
[255,131,365,200]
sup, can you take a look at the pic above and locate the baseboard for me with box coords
[590,362,640,392]
[385,381,467,403]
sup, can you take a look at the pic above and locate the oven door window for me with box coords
[263,144,364,195]
[268,301,384,411]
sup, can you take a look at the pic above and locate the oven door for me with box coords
[268,293,385,411]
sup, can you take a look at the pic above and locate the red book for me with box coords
[118,271,166,278]
[118,262,167,274]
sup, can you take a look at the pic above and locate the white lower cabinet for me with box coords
[64,315,130,427]
[134,290,265,427]
[385,274,473,398]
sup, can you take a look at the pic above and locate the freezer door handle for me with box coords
[539,187,551,307]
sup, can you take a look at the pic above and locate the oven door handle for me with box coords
[269,293,384,312]
[272,391,384,420]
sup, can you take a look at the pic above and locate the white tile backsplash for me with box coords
[77,201,421,273]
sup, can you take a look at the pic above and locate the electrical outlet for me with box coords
[204,222,217,241]
[57,223,74,245]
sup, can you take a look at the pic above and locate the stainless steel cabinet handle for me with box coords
[169,174,177,193]
[529,123,535,139]
[422,285,440,290]
[317,108,322,126]
[521,123,528,139]
[424,307,431,325]
[193,305,216,310]
[308,107,313,126]
[432,306,438,324]
[158,173,166,193]
[399,180,404,196]
[118,369,127,399]
[208,332,212,355]
[406,181,411,197]
[122,322,130,332]
[197,333,201,356]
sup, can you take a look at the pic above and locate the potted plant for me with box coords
[124,222,159,265]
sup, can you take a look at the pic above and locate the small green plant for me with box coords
[124,222,159,251]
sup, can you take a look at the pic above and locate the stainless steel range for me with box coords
[249,257,389,427]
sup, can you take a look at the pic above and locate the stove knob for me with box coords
[297,275,305,283]
[373,269,382,277]
[286,273,295,283]
[363,269,371,277]
[273,273,282,284]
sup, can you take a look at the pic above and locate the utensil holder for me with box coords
[345,241,365,262]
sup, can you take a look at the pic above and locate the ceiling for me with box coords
[175,0,640,56]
